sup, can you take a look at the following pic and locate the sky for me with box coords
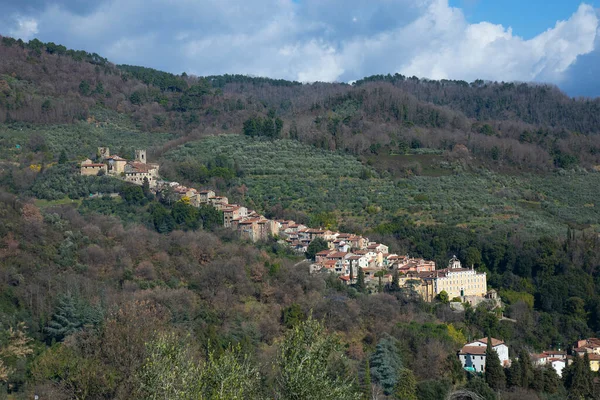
[0,0,599,97]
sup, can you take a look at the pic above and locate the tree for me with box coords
[394,368,417,400]
[542,364,561,394]
[356,267,366,293]
[276,316,360,400]
[45,293,83,342]
[362,359,371,400]
[517,349,533,389]
[370,336,403,395]
[563,353,593,399]
[436,290,450,304]
[58,150,68,164]
[282,303,305,329]
[305,237,329,260]
[484,337,505,390]
[506,357,521,388]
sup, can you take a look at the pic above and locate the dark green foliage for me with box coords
[117,64,187,92]
[370,336,403,395]
[542,364,561,394]
[282,303,305,329]
[58,150,68,164]
[416,379,450,400]
[506,357,521,388]
[518,350,534,389]
[171,200,199,230]
[78,80,90,96]
[464,376,497,400]
[563,353,594,399]
[150,203,175,233]
[356,267,366,293]
[243,115,284,139]
[29,164,123,200]
[306,237,329,260]
[45,293,102,342]
[120,184,145,205]
[484,337,505,390]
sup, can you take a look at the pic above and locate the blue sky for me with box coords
[451,0,600,39]
[0,0,599,97]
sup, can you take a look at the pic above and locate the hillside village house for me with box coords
[532,350,569,377]
[459,338,509,372]
[81,147,160,188]
[223,205,248,228]
[573,338,600,372]
[80,160,107,176]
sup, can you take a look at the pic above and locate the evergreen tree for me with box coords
[444,353,465,385]
[484,337,505,390]
[563,353,593,400]
[542,364,561,394]
[506,357,521,387]
[370,336,403,395]
[58,150,68,164]
[45,293,83,342]
[349,260,354,285]
[356,267,366,293]
[394,368,417,400]
[531,367,544,392]
[362,359,371,400]
[305,237,329,260]
[518,349,533,389]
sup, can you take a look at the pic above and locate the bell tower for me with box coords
[135,149,146,164]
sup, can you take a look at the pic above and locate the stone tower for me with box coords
[98,147,110,160]
[135,149,146,164]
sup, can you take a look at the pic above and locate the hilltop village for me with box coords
[80,147,494,305]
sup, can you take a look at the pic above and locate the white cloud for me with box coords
[9,16,39,41]
[1,0,598,92]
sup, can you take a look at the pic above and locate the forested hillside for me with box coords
[3,35,600,172]
[3,35,600,399]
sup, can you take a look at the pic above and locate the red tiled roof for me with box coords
[82,163,105,167]
[475,338,505,347]
[459,346,487,355]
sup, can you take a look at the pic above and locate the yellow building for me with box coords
[413,256,487,302]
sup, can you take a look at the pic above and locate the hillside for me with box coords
[3,35,600,173]
[3,35,600,399]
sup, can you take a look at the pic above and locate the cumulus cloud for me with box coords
[8,16,39,41]
[0,0,598,94]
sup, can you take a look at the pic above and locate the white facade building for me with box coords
[459,338,509,372]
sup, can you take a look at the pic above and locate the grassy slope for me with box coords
[163,135,600,236]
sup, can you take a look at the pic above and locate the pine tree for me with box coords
[394,368,417,400]
[45,293,83,342]
[484,337,505,390]
[370,336,403,395]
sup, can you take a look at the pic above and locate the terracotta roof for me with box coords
[459,346,487,355]
[339,275,350,281]
[126,162,154,173]
[107,155,127,161]
[327,252,348,258]
[82,163,105,167]
[316,250,332,256]
[475,338,505,347]
[199,190,215,194]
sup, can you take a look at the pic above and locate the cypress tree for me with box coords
[356,267,366,293]
[484,337,505,390]
[506,357,521,387]
[563,353,593,399]
[542,364,561,394]
[518,349,533,389]
[58,149,68,164]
